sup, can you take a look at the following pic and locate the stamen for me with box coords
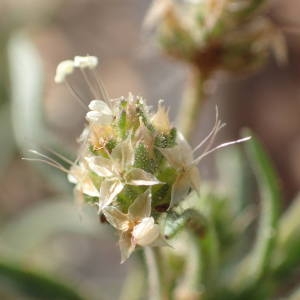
[80,68,99,99]
[193,106,224,153]
[64,80,88,111]
[92,69,111,106]
[22,158,68,173]
[192,136,251,165]
[27,150,69,173]
[38,145,74,166]
[202,121,226,154]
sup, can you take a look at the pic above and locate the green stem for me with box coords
[144,247,164,300]
[177,68,206,140]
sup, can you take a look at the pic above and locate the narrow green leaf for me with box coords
[164,209,207,239]
[273,194,300,278]
[244,130,281,280]
[230,130,281,296]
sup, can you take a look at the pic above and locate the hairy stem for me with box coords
[177,68,206,140]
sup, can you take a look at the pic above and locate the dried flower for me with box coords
[151,101,172,134]
[145,0,286,74]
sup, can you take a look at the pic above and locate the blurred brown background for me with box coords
[0,0,299,299]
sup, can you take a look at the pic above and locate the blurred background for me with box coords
[0,0,299,299]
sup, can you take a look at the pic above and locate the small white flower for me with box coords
[54,60,75,83]
[161,108,250,209]
[86,100,113,125]
[68,162,99,198]
[103,190,167,263]
[160,132,201,209]
[74,55,98,69]
[86,138,162,210]
[132,217,160,246]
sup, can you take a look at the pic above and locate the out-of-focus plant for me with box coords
[0,1,298,300]
[145,0,287,138]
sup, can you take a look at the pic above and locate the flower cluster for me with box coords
[48,55,249,262]
[145,0,286,75]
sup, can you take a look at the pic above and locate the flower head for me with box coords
[46,56,251,262]
[145,0,286,74]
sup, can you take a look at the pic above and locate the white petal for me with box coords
[86,111,113,125]
[119,231,135,264]
[99,179,124,209]
[169,172,191,209]
[88,100,112,114]
[128,190,152,219]
[125,168,161,186]
[77,127,90,143]
[111,138,135,170]
[80,180,100,197]
[189,166,201,194]
[86,100,113,125]
[85,156,114,177]
[103,206,129,231]
[132,217,160,246]
[68,164,99,197]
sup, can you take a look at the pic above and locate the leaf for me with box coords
[164,209,207,239]
[244,130,281,279]
[0,258,87,300]
[230,129,281,295]
[7,31,73,193]
[216,147,255,213]
[273,193,300,278]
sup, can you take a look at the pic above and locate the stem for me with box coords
[177,68,206,140]
[174,233,202,299]
[144,247,163,300]
[119,265,145,300]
